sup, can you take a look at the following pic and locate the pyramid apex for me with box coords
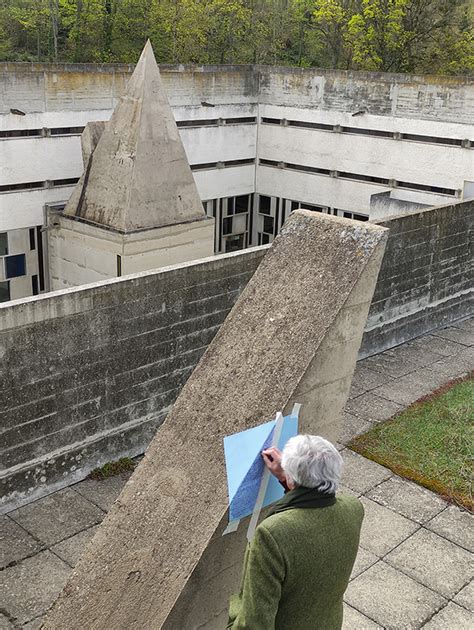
[63,40,205,233]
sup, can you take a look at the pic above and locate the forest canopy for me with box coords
[1,0,473,75]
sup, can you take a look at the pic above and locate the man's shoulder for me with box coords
[261,492,364,536]
[336,492,364,514]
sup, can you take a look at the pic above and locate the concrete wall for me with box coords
[0,248,266,512]
[48,215,215,289]
[361,200,473,356]
[1,189,473,515]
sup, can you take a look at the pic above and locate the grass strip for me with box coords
[349,374,473,511]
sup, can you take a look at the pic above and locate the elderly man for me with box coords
[227,434,364,630]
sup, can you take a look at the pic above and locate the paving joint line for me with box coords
[342,599,384,628]
[374,560,454,603]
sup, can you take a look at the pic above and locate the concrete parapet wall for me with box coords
[361,199,474,356]
[1,200,473,512]
[2,63,473,123]
[0,248,266,512]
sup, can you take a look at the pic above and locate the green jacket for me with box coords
[228,492,364,630]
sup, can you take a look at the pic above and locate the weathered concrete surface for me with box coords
[360,199,474,357]
[43,210,387,629]
[64,41,207,232]
[80,121,106,166]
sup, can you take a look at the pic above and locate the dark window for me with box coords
[397,181,456,196]
[49,126,85,135]
[36,226,45,291]
[341,127,392,139]
[235,195,249,214]
[225,117,257,125]
[226,198,235,215]
[177,119,218,128]
[0,181,43,192]
[302,204,324,213]
[222,217,233,235]
[261,117,280,125]
[224,158,255,167]
[0,232,7,256]
[338,171,390,185]
[52,177,79,187]
[291,201,299,212]
[191,162,218,171]
[288,120,333,131]
[259,195,271,215]
[259,159,279,167]
[0,129,42,138]
[353,213,369,222]
[116,255,122,277]
[0,281,10,302]
[32,275,39,295]
[402,133,463,147]
[286,163,331,176]
[263,215,274,234]
[225,235,245,252]
[29,228,36,250]
[5,254,26,278]
[260,233,270,244]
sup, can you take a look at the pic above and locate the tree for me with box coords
[345,0,410,71]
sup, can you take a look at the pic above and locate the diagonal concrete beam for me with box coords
[44,210,388,629]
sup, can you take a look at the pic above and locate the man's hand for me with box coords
[262,447,285,482]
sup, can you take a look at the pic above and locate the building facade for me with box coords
[1,64,473,300]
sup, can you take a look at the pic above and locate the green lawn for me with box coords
[349,375,473,511]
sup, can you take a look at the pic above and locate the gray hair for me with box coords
[281,435,343,493]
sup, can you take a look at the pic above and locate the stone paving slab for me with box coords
[345,391,403,423]
[428,343,474,374]
[406,334,466,358]
[453,580,474,612]
[422,602,473,629]
[381,343,445,369]
[385,528,473,599]
[352,364,395,391]
[0,516,44,569]
[366,477,447,524]
[348,382,366,399]
[362,351,421,378]
[432,325,474,347]
[341,450,392,495]
[51,525,98,568]
[350,547,379,580]
[453,318,474,333]
[0,551,70,625]
[342,604,382,628]
[426,505,474,553]
[371,376,434,407]
[8,488,105,547]
[358,497,419,557]
[339,412,375,444]
[73,472,131,512]
[345,561,446,629]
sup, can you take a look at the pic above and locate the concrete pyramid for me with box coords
[64,40,205,233]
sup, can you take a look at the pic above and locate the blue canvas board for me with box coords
[224,419,275,504]
[225,413,299,522]
[229,427,274,521]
